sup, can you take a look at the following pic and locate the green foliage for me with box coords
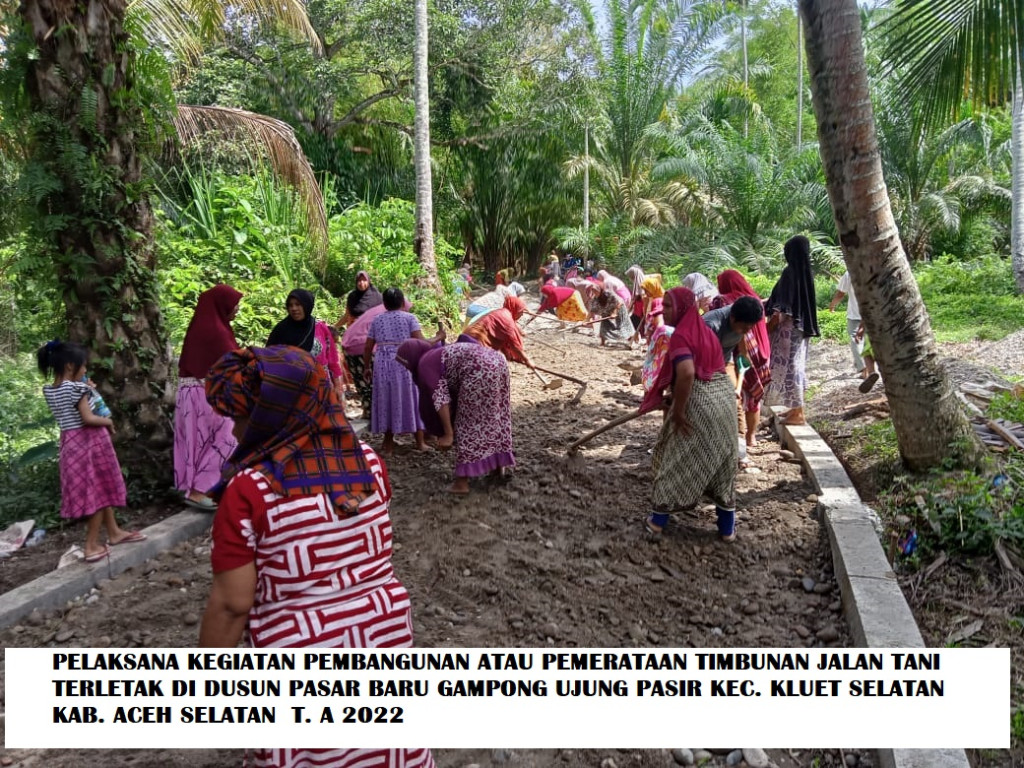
[326,199,461,328]
[1012,709,1024,744]
[989,391,1024,425]
[884,448,1024,559]
[0,355,62,528]
[915,256,1024,342]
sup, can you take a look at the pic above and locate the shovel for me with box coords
[530,367,561,389]
[533,364,587,403]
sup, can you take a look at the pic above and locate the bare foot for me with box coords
[447,479,470,495]
[746,436,757,447]
[415,442,432,452]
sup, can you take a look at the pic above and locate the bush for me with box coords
[914,255,1024,342]
[326,199,462,328]
[0,354,61,528]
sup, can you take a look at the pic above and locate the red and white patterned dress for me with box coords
[212,443,434,768]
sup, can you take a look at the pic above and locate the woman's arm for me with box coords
[76,397,113,428]
[670,358,696,436]
[199,563,257,647]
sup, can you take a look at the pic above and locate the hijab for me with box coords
[503,295,527,321]
[625,265,646,299]
[507,281,525,297]
[681,273,718,303]
[539,284,575,312]
[597,270,626,293]
[346,271,383,318]
[766,235,820,338]
[664,287,726,382]
[717,268,771,367]
[267,289,317,351]
[204,346,375,513]
[641,275,665,298]
[178,284,242,379]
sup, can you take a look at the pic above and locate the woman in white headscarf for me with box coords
[681,272,719,313]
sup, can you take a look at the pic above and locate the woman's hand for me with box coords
[766,312,781,332]
[671,408,693,436]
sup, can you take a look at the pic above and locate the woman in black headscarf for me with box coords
[764,235,820,425]
[266,289,345,393]
[343,271,383,325]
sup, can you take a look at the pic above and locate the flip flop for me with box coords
[84,546,110,563]
[111,531,147,546]
[184,497,217,512]
[859,372,880,393]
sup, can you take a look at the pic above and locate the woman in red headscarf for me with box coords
[717,269,772,446]
[174,284,243,510]
[461,295,536,368]
[529,283,588,323]
[645,287,739,541]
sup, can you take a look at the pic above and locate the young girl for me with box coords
[38,340,145,562]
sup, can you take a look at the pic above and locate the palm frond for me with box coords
[127,0,321,64]
[172,105,327,263]
[877,0,1023,130]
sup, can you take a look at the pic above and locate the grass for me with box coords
[916,256,1024,343]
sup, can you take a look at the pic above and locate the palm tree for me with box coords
[878,0,1024,291]
[10,0,322,463]
[413,0,439,289]
[798,0,981,470]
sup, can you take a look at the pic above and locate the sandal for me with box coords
[184,496,217,512]
[644,514,669,535]
[859,372,880,394]
[110,531,147,546]
[84,546,110,563]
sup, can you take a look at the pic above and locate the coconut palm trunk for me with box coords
[413,0,440,289]
[799,0,981,470]
[1013,76,1024,292]
[19,0,174,460]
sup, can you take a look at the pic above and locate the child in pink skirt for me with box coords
[38,340,145,562]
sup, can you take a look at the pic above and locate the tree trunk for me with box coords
[413,0,439,288]
[799,0,981,470]
[1012,74,1024,293]
[19,0,175,472]
[796,11,803,148]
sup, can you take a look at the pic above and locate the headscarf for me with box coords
[539,285,575,312]
[765,235,820,338]
[178,284,242,379]
[598,271,631,306]
[681,273,718,303]
[396,339,446,436]
[267,289,317,351]
[346,271,383,318]
[205,346,375,513]
[503,295,527,321]
[641,275,665,298]
[507,281,525,297]
[495,268,512,286]
[716,269,772,395]
[462,307,528,366]
[625,265,646,299]
[664,287,726,383]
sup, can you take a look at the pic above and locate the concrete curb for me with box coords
[0,419,372,631]
[0,510,213,629]
[772,408,970,768]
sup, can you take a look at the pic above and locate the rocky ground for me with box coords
[0,317,932,768]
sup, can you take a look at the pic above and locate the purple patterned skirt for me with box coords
[59,427,126,519]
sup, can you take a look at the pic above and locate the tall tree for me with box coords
[413,0,438,287]
[798,0,981,470]
[7,0,321,469]
[878,0,1024,292]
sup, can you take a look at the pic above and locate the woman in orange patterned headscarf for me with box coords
[461,295,535,368]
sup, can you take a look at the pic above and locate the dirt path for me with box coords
[0,327,853,768]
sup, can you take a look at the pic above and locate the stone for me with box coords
[462,568,471,577]
[55,629,75,643]
[98,636,112,646]
[743,748,770,768]
[801,577,816,593]
[816,625,840,643]
[183,613,199,626]
[671,748,694,766]
[2,757,13,766]
[845,754,860,767]
[166,576,185,588]
[779,449,795,460]
[601,759,618,768]
[744,466,762,474]
[725,750,744,765]
[806,494,818,503]
[813,582,833,595]
[542,622,560,639]
[85,595,99,604]
[742,602,760,616]
[693,751,712,763]
[490,749,513,763]
[569,489,583,499]
[793,625,811,639]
